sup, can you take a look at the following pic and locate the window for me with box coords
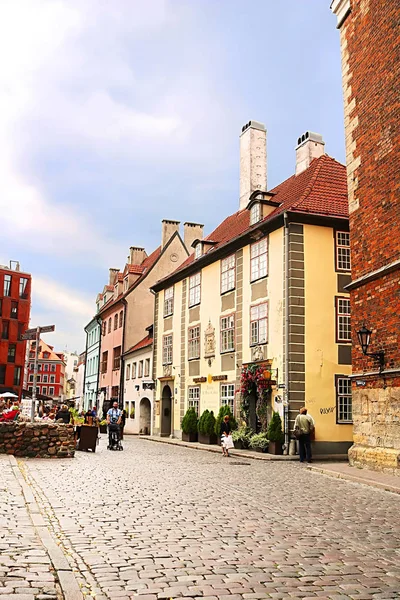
[19,277,28,298]
[119,311,123,328]
[37,375,41,383]
[49,387,55,396]
[126,364,131,380]
[29,374,34,382]
[188,326,200,360]
[108,318,111,333]
[221,383,235,413]
[13,366,21,386]
[0,365,5,385]
[336,231,351,271]
[164,286,174,317]
[132,362,137,379]
[250,203,261,226]
[114,314,118,330]
[38,364,41,371]
[145,358,150,377]
[336,376,352,423]
[113,346,121,370]
[3,275,11,296]
[194,243,202,259]
[220,315,235,353]
[188,386,200,415]
[251,238,267,281]
[1,321,9,340]
[43,352,49,359]
[7,344,16,363]
[163,334,173,365]
[51,364,56,372]
[221,255,235,294]
[30,363,34,370]
[101,351,108,373]
[189,273,201,307]
[250,303,268,345]
[50,375,55,383]
[10,301,18,319]
[28,386,33,392]
[43,375,48,383]
[102,322,106,336]
[336,297,351,342]
[44,363,49,371]
[138,360,143,378]
[18,323,24,341]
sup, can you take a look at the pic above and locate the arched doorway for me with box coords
[161,385,172,436]
[140,398,151,435]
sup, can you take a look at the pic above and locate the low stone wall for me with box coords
[0,422,75,458]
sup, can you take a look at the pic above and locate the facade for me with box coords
[0,262,31,399]
[27,339,65,401]
[332,0,400,472]
[83,315,101,411]
[75,352,86,411]
[123,327,153,435]
[152,123,353,455]
[63,351,80,399]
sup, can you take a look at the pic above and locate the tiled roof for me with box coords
[124,334,153,355]
[127,264,145,275]
[117,273,124,282]
[29,339,65,364]
[166,155,348,277]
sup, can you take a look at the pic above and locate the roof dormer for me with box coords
[247,190,281,224]
[192,238,216,259]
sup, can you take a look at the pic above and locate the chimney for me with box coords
[108,268,119,286]
[161,219,180,249]
[295,131,325,175]
[129,247,146,265]
[239,120,267,210]
[183,222,204,252]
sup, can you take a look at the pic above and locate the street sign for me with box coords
[22,331,38,340]
[23,325,55,339]
[38,325,55,334]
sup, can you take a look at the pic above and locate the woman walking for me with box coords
[220,414,231,457]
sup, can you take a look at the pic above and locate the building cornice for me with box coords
[345,258,400,291]
[330,0,351,29]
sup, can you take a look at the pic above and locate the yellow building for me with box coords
[152,124,353,455]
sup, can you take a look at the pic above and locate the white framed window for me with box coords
[188,386,200,415]
[37,375,41,383]
[49,387,55,396]
[51,364,56,372]
[144,358,150,377]
[29,374,33,382]
[250,203,261,226]
[42,386,47,394]
[221,255,235,294]
[336,376,352,423]
[194,243,202,259]
[189,273,201,307]
[50,375,55,383]
[138,360,143,378]
[250,238,267,281]
[220,315,235,353]
[163,335,173,365]
[336,297,351,342]
[188,326,200,360]
[126,364,131,380]
[44,364,49,371]
[132,362,137,379]
[30,363,34,370]
[43,375,48,383]
[28,386,33,392]
[336,231,351,271]
[221,383,235,413]
[250,303,268,345]
[164,286,174,317]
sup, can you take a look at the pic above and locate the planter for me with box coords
[268,441,283,455]
[234,439,244,449]
[255,447,268,453]
[198,433,218,445]
[99,424,107,434]
[182,431,198,443]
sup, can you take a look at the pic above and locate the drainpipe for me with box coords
[95,316,102,411]
[119,299,128,410]
[82,322,90,411]
[284,212,290,452]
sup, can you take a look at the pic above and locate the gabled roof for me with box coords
[29,339,65,364]
[124,334,153,356]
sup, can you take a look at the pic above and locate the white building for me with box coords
[63,350,80,399]
[122,327,153,435]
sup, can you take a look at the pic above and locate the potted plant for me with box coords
[198,410,217,445]
[267,411,284,455]
[232,425,253,449]
[249,432,269,452]
[215,404,238,440]
[181,407,198,442]
[99,419,108,434]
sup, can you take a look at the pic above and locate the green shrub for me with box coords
[214,404,237,436]
[198,410,216,435]
[267,411,284,443]
[181,407,198,434]
[249,432,269,449]
[232,425,254,448]
[198,410,209,435]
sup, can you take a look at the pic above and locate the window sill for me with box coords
[188,303,200,309]
[250,342,267,347]
[337,421,353,425]
[164,313,173,318]
[337,340,352,344]
[220,350,235,355]
[220,288,235,296]
[188,357,200,362]
[250,275,268,284]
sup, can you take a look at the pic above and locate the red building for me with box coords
[0,262,31,399]
[27,339,65,401]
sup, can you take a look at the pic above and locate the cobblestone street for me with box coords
[2,438,400,600]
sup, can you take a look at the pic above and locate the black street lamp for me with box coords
[357,325,385,373]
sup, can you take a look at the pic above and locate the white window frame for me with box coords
[194,243,202,259]
[163,335,173,365]
[336,297,351,342]
[250,238,268,282]
[164,286,174,317]
[336,231,351,271]
[51,364,56,372]
[29,374,33,382]
[221,254,235,294]
[50,375,55,384]
[221,383,235,413]
[250,303,268,345]
[188,386,200,415]
[189,273,201,307]
[132,362,137,379]
[144,358,150,377]
[336,376,352,423]
[44,364,49,371]
[138,360,143,378]
[126,364,131,380]
[220,315,235,353]
[188,325,200,360]
[49,387,55,396]
[250,203,261,226]
[43,375,48,383]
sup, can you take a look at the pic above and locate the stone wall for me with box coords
[0,422,75,458]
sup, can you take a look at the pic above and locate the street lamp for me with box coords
[357,325,385,373]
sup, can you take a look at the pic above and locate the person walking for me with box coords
[294,407,315,463]
[220,414,232,457]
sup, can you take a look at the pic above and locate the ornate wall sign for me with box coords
[204,320,216,359]
[170,253,179,262]
[163,364,172,377]
[251,345,264,362]
[155,401,160,416]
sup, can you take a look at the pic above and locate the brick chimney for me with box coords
[295,131,325,175]
[161,219,180,250]
[239,120,267,210]
[183,222,204,252]
[129,247,146,265]
[108,268,119,286]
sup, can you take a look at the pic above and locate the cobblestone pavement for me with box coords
[17,438,400,600]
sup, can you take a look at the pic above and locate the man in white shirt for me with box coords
[294,407,315,463]
[107,401,122,449]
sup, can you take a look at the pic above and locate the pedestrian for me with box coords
[57,404,71,424]
[220,414,232,457]
[120,409,127,440]
[293,407,315,463]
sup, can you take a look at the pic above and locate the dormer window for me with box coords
[250,202,261,226]
[194,243,202,259]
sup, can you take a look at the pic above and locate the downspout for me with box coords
[284,212,290,452]
[95,316,102,410]
[119,299,127,410]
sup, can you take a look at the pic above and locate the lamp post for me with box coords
[357,325,385,373]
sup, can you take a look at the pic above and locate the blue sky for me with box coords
[0,0,344,352]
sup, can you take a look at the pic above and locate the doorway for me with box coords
[161,385,172,436]
[140,397,151,435]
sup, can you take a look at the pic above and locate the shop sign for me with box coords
[193,377,207,383]
[212,375,228,382]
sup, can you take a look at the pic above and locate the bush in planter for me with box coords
[267,411,284,455]
[198,410,217,444]
[215,404,237,437]
[249,432,269,451]
[232,425,253,449]
[181,408,198,442]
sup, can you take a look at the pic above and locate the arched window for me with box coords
[114,314,118,330]
[102,322,106,336]
[108,318,111,333]
[119,311,123,328]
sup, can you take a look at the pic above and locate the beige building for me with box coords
[152,123,353,455]
[123,327,153,435]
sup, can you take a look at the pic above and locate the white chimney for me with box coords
[129,247,146,265]
[183,222,204,252]
[108,268,119,286]
[161,219,180,250]
[239,120,267,210]
[295,131,325,175]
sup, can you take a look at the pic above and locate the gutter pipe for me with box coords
[284,212,290,452]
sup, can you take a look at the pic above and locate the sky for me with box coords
[0,0,345,353]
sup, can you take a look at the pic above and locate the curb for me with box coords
[9,455,84,600]
[307,464,400,495]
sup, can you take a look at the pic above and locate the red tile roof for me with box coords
[124,334,153,355]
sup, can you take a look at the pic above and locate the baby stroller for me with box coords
[107,423,123,451]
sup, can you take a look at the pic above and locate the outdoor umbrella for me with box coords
[0,392,18,398]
